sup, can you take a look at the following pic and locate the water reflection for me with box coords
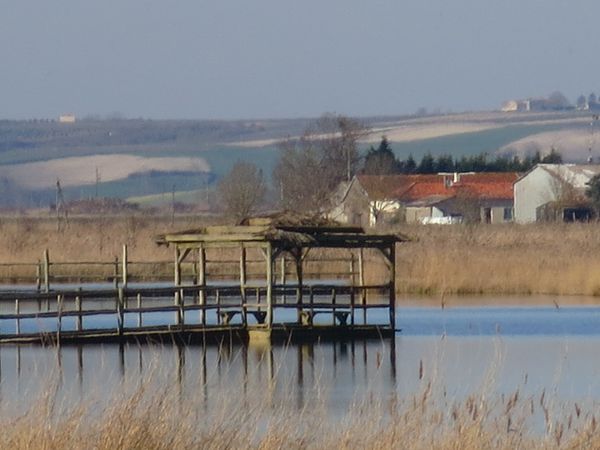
[0,338,398,414]
[2,305,600,418]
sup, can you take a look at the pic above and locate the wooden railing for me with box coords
[0,247,359,289]
[0,283,392,342]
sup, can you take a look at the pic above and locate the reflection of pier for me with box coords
[0,339,397,411]
[0,215,404,344]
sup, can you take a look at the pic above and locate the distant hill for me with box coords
[0,111,597,209]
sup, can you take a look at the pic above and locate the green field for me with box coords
[127,189,209,206]
[389,123,578,160]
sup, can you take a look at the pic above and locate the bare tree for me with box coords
[218,162,266,223]
[273,113,370,213]
[273,137,331,212]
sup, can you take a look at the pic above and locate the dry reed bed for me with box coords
[391,223,600,297]
[2,372,600,449]
[2,217,600,296]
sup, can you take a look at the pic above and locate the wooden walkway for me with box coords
[0,215,404,345]
[0,283,395,344]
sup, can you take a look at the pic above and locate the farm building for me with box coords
[330,172,519,226]
[514,164,600,223]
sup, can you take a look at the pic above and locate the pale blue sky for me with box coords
[1,0,598,119]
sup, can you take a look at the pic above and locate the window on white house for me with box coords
[503,208,513,221]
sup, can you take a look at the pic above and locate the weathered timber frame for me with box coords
[156,219,404,332]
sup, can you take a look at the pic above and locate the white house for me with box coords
[59,114,76,123]
[330,173,518,227]
[328,175,407,227]
[514,164,600,223]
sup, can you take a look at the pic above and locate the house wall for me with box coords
[482,206,512,224]
[478,199,514,224]
[405,206,447,223]
[514,167,558,223]
[369,200,402,226]
[405,207,431,223]
[329,178,405,228]
[328,180,371,228]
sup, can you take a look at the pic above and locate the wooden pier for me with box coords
[0,215,405,345]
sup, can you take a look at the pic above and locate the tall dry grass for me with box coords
[2,363,600,449]
[2,216,600,296]
[391,223,600,297]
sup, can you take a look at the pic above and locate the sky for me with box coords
[2,0,600,120]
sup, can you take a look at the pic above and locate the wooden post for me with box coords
[216,289,221,324]
[389,243,396,331]
[350,251,356,286]
[43,249,50,293]
[265,243,273,328]
[76,289,82,332]
[174,247,181,305]
[280,257,286,304]
[117,287,124,336]
[36,261,41,292]
[239,245,246,302]
[15,299,20,335]
[359,248,366,323]
[331,288,336,326]
[113,256,119,290]
[239,245,247,325]
[198,246,206,324]
[309,286,314,326]
[350,288,355,328]
[192,255,198,285]
[179,290,185,329]
[57,294,63,337]
[137,293,142,328]
[122,244,128,288]
[295,252,303,323]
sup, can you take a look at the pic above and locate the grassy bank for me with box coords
[1,216,600,297]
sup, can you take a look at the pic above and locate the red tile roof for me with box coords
[357,172,519,202]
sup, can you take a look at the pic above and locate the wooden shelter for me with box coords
[156,214,405,341]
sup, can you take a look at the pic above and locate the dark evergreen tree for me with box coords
[434,154,454,172]
[362,137,400,175]
[417,152,435,174]
[404,154,417,174]
[541,147,563,163]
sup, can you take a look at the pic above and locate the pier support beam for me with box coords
[239,245,246,302]
[198,245,206,325]
[389,243,396,330]
[265,243,273,328]
[294,250,303,321]
[174,247,181,306]
[122,244,128,289]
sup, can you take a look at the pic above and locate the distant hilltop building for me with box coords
[575,93,600,111]
[501,92,572,113]
[59,114,76,123]
[501,100,529,112]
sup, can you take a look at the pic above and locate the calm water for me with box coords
[2,297,600,417]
